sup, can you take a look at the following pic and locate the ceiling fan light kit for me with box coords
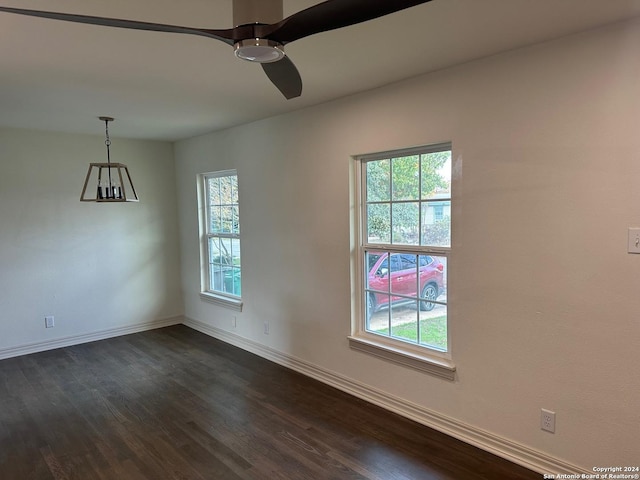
[79,117,139,203]
[234,39,284,63]
[0,1,433,99]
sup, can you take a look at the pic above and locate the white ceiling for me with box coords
[1,0,640,141]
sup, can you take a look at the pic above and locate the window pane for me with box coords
[392,202,419,245]
[392,156,420,201]
[209,237,222,265]
[367,203,390,243]
[209,236,224,294]
[217,238,233,265]
[421,151,452,200]
[398,254,420,297]
[366,251,389,293]
[210,264,225,292]
[421,201,451,247]
[220,206,233,233]
[388,254,415,296]
[208,177,221,204]
[418,254,446,306]
[389,254,403,273]
[366,159,390,202]
[389,255,404,295]
[232,206,240,234]
[230,175,239,204]
[209,206,221,233]
[219,176,234,203]
[366,291,390,335]
[418,306,447,351]
[230,238,241,267]
[390,302,419,344]
[226,267,241,296]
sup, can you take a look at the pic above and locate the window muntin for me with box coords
[202,171,241,298]
[360,145,451,353]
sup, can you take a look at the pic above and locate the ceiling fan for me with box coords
[0,0,432,99]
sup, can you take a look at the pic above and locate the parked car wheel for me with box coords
[420,283,438,311]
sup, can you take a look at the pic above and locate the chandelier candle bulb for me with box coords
[112,179,121,199]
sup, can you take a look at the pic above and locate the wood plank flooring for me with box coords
[0,325,539,479]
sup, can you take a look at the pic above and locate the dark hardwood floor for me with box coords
[0,325,539,479]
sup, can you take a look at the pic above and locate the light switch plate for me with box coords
[628,228,640,254]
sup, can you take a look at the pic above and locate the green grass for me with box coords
[374,315,447,350]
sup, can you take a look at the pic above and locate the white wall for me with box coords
[174,19,640,471]
[0,128,183,353]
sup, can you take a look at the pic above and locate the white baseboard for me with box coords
[0,315,183,360]
[183,316,589,477]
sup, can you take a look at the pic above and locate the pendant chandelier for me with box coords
[80,116,139,202]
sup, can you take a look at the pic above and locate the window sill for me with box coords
[199,292,243,312]
[348,335,456,381]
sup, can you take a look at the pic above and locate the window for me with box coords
[350,144,454,378]
[199,170,242,310]
[433,204,444,222]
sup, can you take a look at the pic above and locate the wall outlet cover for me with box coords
[541,408,556,433]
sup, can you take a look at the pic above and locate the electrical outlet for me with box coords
[45,316,55,328]
[264,322,269,335]
[231,316,237,328]
[541,409,556,433]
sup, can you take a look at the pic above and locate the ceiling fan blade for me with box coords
[262,0,433,44]
[261,57,302,99]
[0,6,236,45]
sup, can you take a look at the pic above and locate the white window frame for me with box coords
[349,144,456,380]
[198,170,243,311]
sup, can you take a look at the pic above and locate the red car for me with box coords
[367,252,444,315]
